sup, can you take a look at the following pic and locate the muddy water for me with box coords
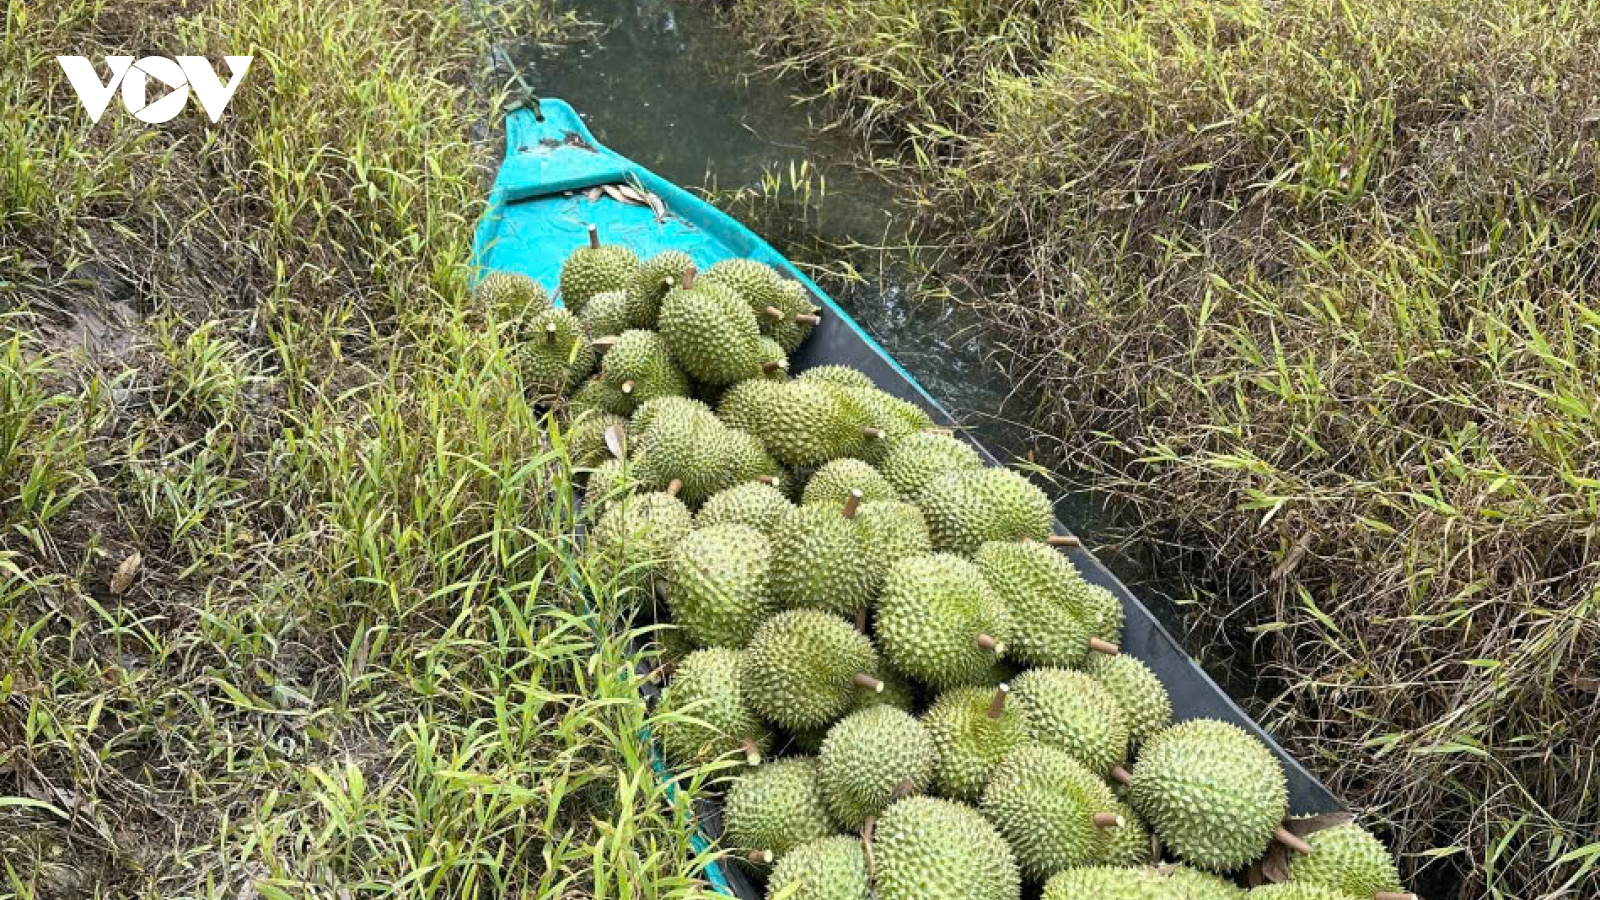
[500,0,1201,645]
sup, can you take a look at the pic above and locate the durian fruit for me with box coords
[1040,866,1163,900]
[1085,653,1173,746]
[659,267,766,386]
[597,329,689,413]
[855,500,933,595]
[1099,799,1155,866]
[583,457,637,512]
[921,684,1030,802]
[656,648,771,768]
[578,289,631,339]
[629,395,713,441]
[1078,582,1126,649]
[919,467,1055,556]
[974,541,1114,669]
[696,481,794,537]
[768,499,872,619]
[797,365,875,391]
[980,744,1127,880]
[799,374,934,463]
[720,379,869,468]
[559,226,639,311]
[563,410,626,468]
[1129,719,1290,873]
[880,432,983,501]
[740,609,882,732]
[1010,667,1130,777]
[724,757,839,862]
[586,485,694,596]
[625,250,693,329]
[854,665,918,714]
[765,835,870,900]
[1245,886,1355,900]
[1164,865,1248,900]
[754,336,790,380]
[633,406,776,505]
[475,270,550,315]
[873,796,1021,900]
[569,376,632,417]
[765,278,821,354]
[818,706,937,829]
[666,524,775,648]
[1285,823,1405,900]
[522,307,597,397]
[802,458,899,507]
[876,553,1012,689]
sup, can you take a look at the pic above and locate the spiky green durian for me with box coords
[658,271,765,386]
[696,481,794,537]
[753,336,790,380]
[719,379,867,468]
[798,366,874,391]
[656,648,771,768]
[1085,653,1172,746]
[521,307,596,397]
[920,468,1054,555]
[725,757,839,861]
[800,378,934,464]
[769,501,872,618]
[874,797,1020,900]
[666,524,775,648]
[598,329,689,413]
[765,278,820,354]
[559,230,638,311]
[1286,823,1404,899]
[855,500,932,595]
[1129,719,1289,872]
[802,459,898,507]
[633,410,773,506]
[1166,865,1248,900]
[569,376,632,417]
[1040,867,1163,900]
[880,432,983,501]
[819,706,937,829]
[625,250,693,328]
[921,684,1030,802]
[980,744,1125,880]
[1099,800,1155,866]
[1010,667,1129,777]
[628,395,712,442]
[854,665,918,714]
[563,410,625,468]
[578,289,631,339]
[876,553,1011,689]
[587,487,694,596]
[583,457,637,511]
[765,836,870,900]
[740,610,881,732]
[475,270,550,315]
[973,540,1101,669]
[1078,582,1126,650]
[705,258,785,316]
[1245,886,1354,900]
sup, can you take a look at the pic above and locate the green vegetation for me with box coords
[720,0,1600,895]
[0,1,724,897]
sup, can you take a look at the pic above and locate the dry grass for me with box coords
[0,2,717,898]
[721,0,1600,897]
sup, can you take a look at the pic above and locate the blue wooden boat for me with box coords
[472,99,1341,898]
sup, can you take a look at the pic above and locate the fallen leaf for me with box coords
[110,552,142,594]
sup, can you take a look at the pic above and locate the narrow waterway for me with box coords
[501,0,1206,652]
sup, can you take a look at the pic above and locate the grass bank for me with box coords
[719,0,1600,897]
[1,2,714,897]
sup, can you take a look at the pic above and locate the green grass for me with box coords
[719,0,1600,897]
[0,1,718,897]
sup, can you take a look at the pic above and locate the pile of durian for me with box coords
[476,231,1418,900]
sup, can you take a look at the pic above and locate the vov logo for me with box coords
[56,56,253,124]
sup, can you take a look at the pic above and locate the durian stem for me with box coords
[975,633,1003,654]
[621,379,635,395]
[592,336,619,353]
[587,224,601,249]
[544,321,559,343]
[755,474,775,486]
[666,479,683,498]
[764,305,786,321]
[794,313,822,325]
[862,426,886,440]
[1046,534,1081,548]
[855,607,868,633]
[987,683,1010,719]
[1110,765,1133,786]
[1088,637,1120,655]
[853,672,884,693]
[681,265,697,289]
[861,819,877,882]
[842,488,863,520]
[1092,811,1126,828]
[1374,893,1418,900]
[746,849,774,866]
[1274,826,1314,855]
[739,738,762,766]
[761,360,784,374]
